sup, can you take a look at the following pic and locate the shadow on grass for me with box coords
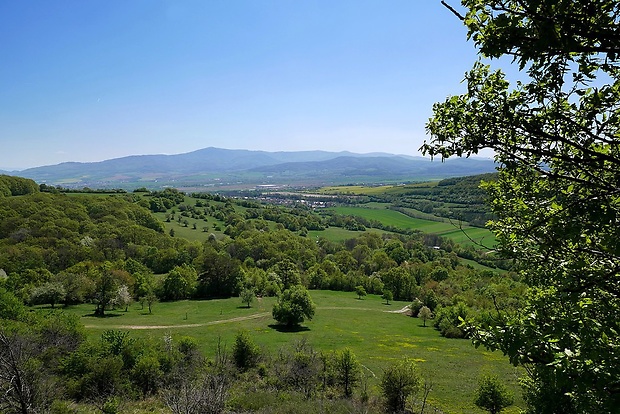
[237,305,253,309]
[82,312,123,318]
[268,324,311,333]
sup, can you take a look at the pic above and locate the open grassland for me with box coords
[60,290,522,414]
[330,205,496,247]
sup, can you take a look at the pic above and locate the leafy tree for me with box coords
[115,285,132,311]
[93,264,119,316]
[232,330,260,371]
[335,347,360,398]
[30,282,66,308]
[239,288,255,308]
[197,247,242,298]
[382,289,393,305]
[380,358,421,413]
[423,1,620,410]
[161,264,198,301]
[355,285,367,300]
[272,285,316,327]
[417,306,432,327]
[474,374,514,414]
[145,292,158,314]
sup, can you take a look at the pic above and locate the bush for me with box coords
[233,331,260,371]
[474,374,514,414]
[380,358,421,413]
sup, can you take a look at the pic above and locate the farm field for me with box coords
[329,205,496,247]
[60,290,523,414]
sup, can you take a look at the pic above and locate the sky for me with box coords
[0,1,491,170]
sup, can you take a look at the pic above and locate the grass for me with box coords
[59,290,523,414]
[328,205,496,247]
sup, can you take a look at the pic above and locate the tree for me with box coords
[335,347,360,398]
[115,285,132,312]
[423,1,620,411]
[382,289,393,305]
[145,292,158,314]
[239,288,255,308]
[93,264,119,316]
[355,285,367,300]
[232,330,260,371]
[380,358,421,413]
[272,285,316,327]
[474,374,514,414]
[162,264,197,301]
[30,282,66,308]
[417,306,432,327]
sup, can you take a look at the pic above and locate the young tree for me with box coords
[239,288,255,308]
[417,306,432,327]
[335,347,360,398]
[382,289,393,305]
[232,330,260,371]
[272,285,316,327]
[423,1,620,410]
[145,292,158,314]
[115,285,132,312]
[380,358,421,413]
[474,374,514,414]
[355,285,367,300]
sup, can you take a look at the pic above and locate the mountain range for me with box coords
[12,147,496,189]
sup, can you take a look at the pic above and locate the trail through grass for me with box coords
[60,290,522,413]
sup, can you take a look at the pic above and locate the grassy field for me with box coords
[329,205,496,247]
[60,290,523,414]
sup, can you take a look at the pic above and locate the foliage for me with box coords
[232,330,260,371]
[0,175,39,197]
[417,306,432,327]
[272,286,316,327]
[355,285,367,299]
[239,288,255,308]
[161,264,197,301]
[380,358,421,413]
[474,374,514,414]
[381,289,393,305]
[335,347,360,398]
[30,281,66,308]
[424,0,620,410]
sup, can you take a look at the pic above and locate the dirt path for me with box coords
[85,304,410,330]
[384,305,411,314]
[85,312,271,330]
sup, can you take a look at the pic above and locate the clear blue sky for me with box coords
[1,1,484,170]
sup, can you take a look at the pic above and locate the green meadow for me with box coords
[60,290,522,414]
[329,205,496,247]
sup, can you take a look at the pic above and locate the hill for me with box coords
[15,147,496,189]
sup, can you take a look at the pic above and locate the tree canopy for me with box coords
[424,1,620,411]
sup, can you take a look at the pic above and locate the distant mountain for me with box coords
[16,147,496,189]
